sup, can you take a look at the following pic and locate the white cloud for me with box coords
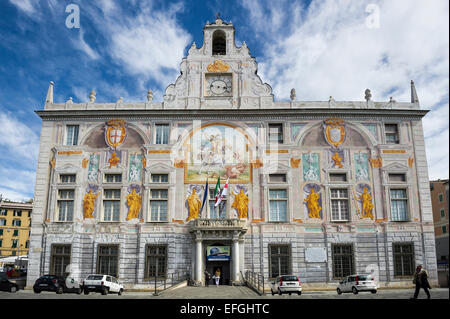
[76,29,100,60]
[241,0,449,179]
[9,0,37,15]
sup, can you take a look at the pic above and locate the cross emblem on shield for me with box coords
[105,119,126,148]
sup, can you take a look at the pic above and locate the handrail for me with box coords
[244,270,265,295]
[152,270,189,296]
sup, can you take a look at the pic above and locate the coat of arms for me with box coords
[323,118,345,148]
[105,119,126,148]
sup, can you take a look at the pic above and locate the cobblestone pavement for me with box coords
[0,286,448,299]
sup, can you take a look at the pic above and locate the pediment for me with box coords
[146,162,175,173]
[381,162,409,172]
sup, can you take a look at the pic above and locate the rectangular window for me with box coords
[389,173,406,182]
[332,244,354,279]
[60,174,76,183]
[151,174,169,183]
[103,189,121,221]
[0,240,2,247]
[105,174,122,183]
[331,189,349,221]
[0,219,6,226]
[12,219,21,227]
[209,189,226,219]
[268,124,283,144]
[443,226,447,234]
[97,245,119,277]
[0,209,7,216]
[13,229,19,237]
[57,190,74,221]
[269,174,287,183]
[438,193,444,202]
[155,124,169,145]
[441,209,445,218]
[393,243,414,276]
[269,245,290,278]
[11,239,17,248]
[12,251,16,256]
[13,210,22,217]
[150,189,168,222]
[25,241,29,249]
[269,189,288,222]
[50,245,71,276]
[330,173,347,182]
[390,189,408,221]
[65,125,79,146]
[0,229,3,236]
[145,245,167,279]
[385,124,399,144]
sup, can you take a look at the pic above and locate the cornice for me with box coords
[35,108,429,121]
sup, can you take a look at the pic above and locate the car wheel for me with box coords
[118,289,123,296]
[271,289,274,296]
[278,288,282,295]
[76,288,82,295]
[337,288,342,295]
[33,288,41,294]
[56,286,63,294]
[101,287,109,295]
[84,290,89,295]
[289,292,291,296]
[10,286,17,293]
[352,287,358,295]
[371,290,377,294]
[297,291,302,296]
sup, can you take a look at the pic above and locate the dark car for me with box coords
[0,273,19,293]
[33,274,82,294]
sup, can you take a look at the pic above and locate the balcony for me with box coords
[188,218,247,230]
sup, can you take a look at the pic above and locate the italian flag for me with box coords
[215,178,229,207]
[213,177,220,204]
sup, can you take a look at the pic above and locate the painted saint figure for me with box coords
[186,188,202,221]
[83,190,99,219]
[126,189,142,220]
[232,189,249,219]
[304,188,322,219]
[358,187,374,219]
[108,152,120,168]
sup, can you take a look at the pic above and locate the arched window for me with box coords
[212,30,226,55]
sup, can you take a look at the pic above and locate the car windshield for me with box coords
[87,275,103,280]
[281,276,298,281]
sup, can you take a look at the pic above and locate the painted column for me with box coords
[232,238,239,282]
[195,238,203,283]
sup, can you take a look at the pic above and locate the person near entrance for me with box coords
[213,268,221,287]
[411,264,431,299]
[204,269,211,287]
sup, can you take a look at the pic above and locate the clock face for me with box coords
[205,74,232,96]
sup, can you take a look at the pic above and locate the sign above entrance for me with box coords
[206,246,230,261]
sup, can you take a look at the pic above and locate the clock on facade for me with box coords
[205,74,232,97]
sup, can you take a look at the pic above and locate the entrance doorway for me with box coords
[207,262,230,286]
[205,242,231,285]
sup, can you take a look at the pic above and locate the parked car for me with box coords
[270,275,302,295]
[337,275,377,295]
[0,273,19,293]
[82,274,124,295]
[33,274,82,294]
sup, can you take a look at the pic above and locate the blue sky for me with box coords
[0,0,448,201]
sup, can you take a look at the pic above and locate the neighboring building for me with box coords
[27,17,438,290]
[430,179,449,287]
[0,200,32,257]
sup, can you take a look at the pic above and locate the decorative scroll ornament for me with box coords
[290,158,301,168]
[369,157,382,168]
[323,118,346,148]
[82,158,89,169]
[105,119,126,148]
[408,157,414,168]
[207,60,230,73]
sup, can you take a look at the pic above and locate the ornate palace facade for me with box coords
[27,18,437,289]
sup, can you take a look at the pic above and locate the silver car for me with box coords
[337,275,377,295]
[270,275,302,296]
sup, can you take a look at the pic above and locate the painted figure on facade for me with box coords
[108,152,120,168]
[304,189,322,219]
[332,152,343,168]
[126,189,142,220]
[358,187,374,219]
[232,189,249,219]
[83,190,99,219]
[186,188,202,221]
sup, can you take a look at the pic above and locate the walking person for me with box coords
[411,264,431,299]
[204,269,211,287]
[214,268,221,287]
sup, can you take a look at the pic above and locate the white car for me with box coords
[337,275,377,295]
[82,274,124,295]
[270,275,302,296]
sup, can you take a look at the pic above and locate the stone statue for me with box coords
[358,187,374,219]
[365,89,372,101]
[83,190,99,219]
[147,89,153,102]
[290,88,296,101]
[304,189,321,219]
[232,189,249,219]
[89,90,96,103]
[126,189,142,220]
[186,188,202,221]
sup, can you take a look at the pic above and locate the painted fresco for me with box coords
[128,154,142,182]
[302,152,320,181]
[185,124,251,183]
[354,152,370,181]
